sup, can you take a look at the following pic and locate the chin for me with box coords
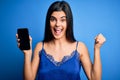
[53,34,66,40]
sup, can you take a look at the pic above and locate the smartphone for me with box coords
[17,28,30,50]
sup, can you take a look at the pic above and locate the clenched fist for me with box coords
[95,33,106,49]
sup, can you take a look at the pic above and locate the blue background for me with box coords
[0,0,120,80]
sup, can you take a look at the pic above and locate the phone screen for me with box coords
[17,28,30,50]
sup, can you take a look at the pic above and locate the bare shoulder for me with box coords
[77,41,88,50]
[34,42,43,55]
[77,41,89,57]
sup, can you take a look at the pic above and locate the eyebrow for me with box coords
[61,16,66,18]
[50,16,66,19]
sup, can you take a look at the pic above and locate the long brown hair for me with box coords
[43,1,76,42]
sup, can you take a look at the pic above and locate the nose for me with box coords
[56,20,61,27]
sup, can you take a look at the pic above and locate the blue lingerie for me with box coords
[36,42,81,80]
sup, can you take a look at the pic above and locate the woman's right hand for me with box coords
[16,34,32,55]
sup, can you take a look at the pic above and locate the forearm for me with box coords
[92,48,102,80]
[24,53,34,80]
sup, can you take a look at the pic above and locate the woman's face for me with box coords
[50,11,67,40]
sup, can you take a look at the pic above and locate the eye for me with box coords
[50,16,56,22]
[61,19,66,22]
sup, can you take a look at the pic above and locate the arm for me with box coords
[92,33,106,80]
[23,49,33,80]
[78,33,106,80]
[23,42,42,80]
[91,46,101,80]
[31,42,42,79]
[16,34,42,80]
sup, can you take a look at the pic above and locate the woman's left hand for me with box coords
[95,33,106,49]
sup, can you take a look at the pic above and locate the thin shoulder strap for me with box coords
[42,42,44,49]
[76,41,78,50]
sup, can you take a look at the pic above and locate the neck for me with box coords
[50,38,69,49]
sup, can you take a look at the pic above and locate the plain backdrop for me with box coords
[0,0,120,80]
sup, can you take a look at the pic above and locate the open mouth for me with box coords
[54,28,63,35]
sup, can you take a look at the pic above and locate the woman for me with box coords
[16,1,106,80]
